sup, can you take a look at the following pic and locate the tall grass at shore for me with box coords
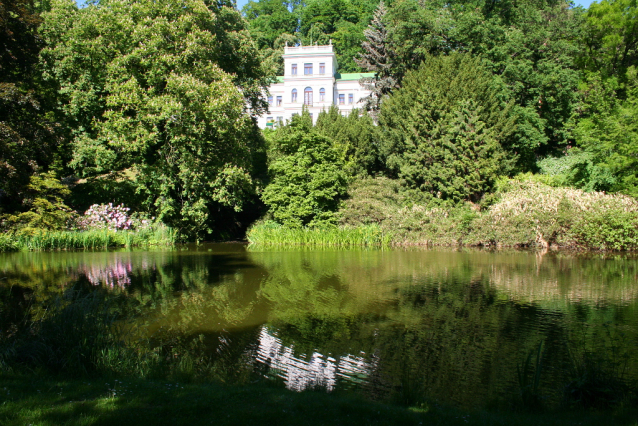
[0,225,175,252]
[247,221,391,247]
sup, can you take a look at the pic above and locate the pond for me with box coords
[1,244,637,409]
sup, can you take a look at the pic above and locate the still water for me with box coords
[2,244,637,408]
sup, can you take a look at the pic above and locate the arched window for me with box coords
[319,88,325,102]
[291,89,297,103]
[304,87,313,106]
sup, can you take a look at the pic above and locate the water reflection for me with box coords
[255,326,374,392]
[1,245,637,409]
[82,257,134,287]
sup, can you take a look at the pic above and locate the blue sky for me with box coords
[235,0,597,12]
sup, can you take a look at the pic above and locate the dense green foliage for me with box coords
[0,0,60,215]
[242,0,379,72]
[1,0,637,248]
[40,0,269,237]
[262,114,347,227]
[570,68,638,196]
[1,171,74,235]
[379,54,516,202]
[381,0,583,163]
[314,105,381,177]
[564,0,638,197]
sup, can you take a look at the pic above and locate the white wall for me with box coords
[256,44,372,129]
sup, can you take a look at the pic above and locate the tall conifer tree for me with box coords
[354,1,396,113]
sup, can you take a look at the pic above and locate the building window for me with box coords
[266,117,274,128]
[309,113,313,121]
[338,94,345,105]
[276,96,282,106]
[292,89,297,103]
[291,64,297,75]
[304,63,313,75]
[277,116,283,124]
[304,87,313,106]
[319,88,325,102]
[268,96,273,106]
[319,63,325,74]
[348,94,354,104]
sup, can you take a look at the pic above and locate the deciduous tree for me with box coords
[262,113,347,227]
[41,0,270,237]
[0,0,59,215]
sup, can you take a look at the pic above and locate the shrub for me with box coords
[469,179,638,249]
[1,172,76,235]
[261,114,348,228]
[77,203,133,231]
[339,177,404,226]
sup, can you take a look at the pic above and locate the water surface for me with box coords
[2,245,637,408]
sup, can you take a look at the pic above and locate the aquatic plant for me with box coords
[0,224,175,252]
[517,341,545,410]
[246,221,391,246]
[0,288,131,376]
[563,333,634,409]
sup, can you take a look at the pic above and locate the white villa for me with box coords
[256,43,374,129]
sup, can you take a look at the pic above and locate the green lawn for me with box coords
[1,374,636,426]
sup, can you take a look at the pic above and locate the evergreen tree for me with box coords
[354,1,396,113]
[379,54,516,203]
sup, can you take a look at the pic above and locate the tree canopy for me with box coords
[242,0,379,72]
[262,113,348,227]
[0,0,59,215]
[379,54,517,202]
[383,0,583,166]
[40,0,270,236]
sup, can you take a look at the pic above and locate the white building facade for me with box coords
[256,44,374,129]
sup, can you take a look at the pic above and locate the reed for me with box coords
[247,222,391,247]
[517,341,545,410]
[0,224,176,252]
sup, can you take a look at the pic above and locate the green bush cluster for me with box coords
[470,179,638,250]
[261,113,348,228]
[328,177,638,250]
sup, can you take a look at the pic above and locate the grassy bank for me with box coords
[0,225,176,252]
[251,177,638,251]
[0,374,636,426]
[247,222,391,246]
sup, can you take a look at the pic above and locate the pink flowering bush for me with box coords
[78,203,132,231]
